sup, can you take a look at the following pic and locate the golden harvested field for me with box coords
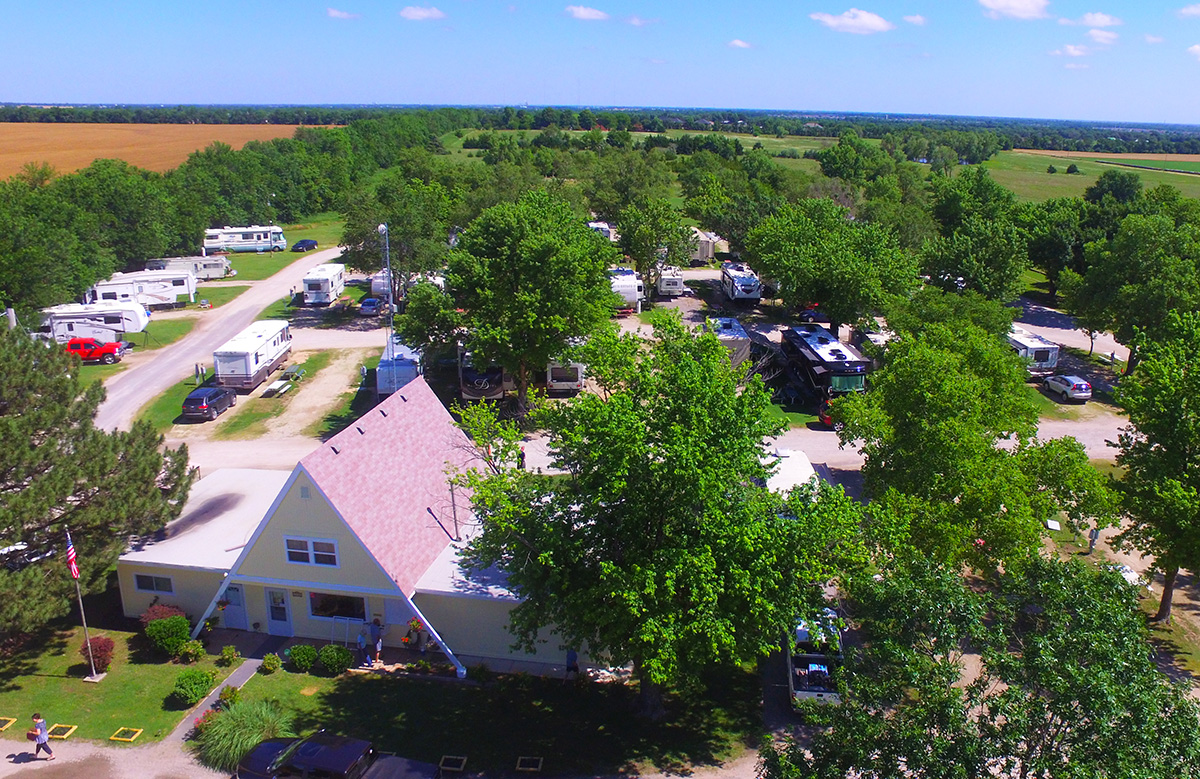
[0,123,309,178]
[1015,148,1200,162]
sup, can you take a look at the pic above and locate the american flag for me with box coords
[65,531,79,580]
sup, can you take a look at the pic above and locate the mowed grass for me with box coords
[0,123,309,179]
[984,151,1200,200]
[136,374,211,433]
[212,350,335,440]
[0,624,237,745]
[191,284,250,309]
[1099,157,1200,173]
[239,663,760,776]
[226,213,345,281]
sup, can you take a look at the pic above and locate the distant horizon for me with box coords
[5,102,1200,133]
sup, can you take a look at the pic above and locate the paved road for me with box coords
[94,248,345,431]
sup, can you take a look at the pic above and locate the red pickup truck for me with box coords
[64,338,128,364]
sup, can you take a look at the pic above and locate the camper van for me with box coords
[655,265,686,298]
[705,317,752,368]
[203,225,286,254]
[1008,325,1060,377]
[721,262,762,303]
[302,264,346,306]
[213,320,293,390]
[376,334,423,397]
[86,269,197,310]
[145,255,235,281]
[37,302,150,344]
[609,268,644,314]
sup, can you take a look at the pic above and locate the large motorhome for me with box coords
[376,334,423,397]
[721,262,762,303]
[302,264,346,306]
[203,225,286,254]
[780,324,870,396]
[37,302,150,344]
[86,269,197,310]
[786,608,843,707]
[705,316,752,368]
[458,347,508,402]
[1008,325,1060,377]
[609,268,644,313]
[213,320,292,390]
[145,255,235,281]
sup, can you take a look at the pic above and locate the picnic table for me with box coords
[282,366,306,382]
[264,378,291,396]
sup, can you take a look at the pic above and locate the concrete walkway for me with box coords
[166,657,262,744]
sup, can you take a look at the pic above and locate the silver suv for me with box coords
[1044,374,1092,403]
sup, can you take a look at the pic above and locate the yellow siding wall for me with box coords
[117,564,223,621]
[236,472,395,592]
[414,593,576,663]
[235,584,419,645]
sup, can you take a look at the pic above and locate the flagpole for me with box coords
[66,529,98,680]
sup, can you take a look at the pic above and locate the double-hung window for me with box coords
[285,537,338,566]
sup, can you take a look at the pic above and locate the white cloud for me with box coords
[904,14,926,25]
[1182,4,1200,16]
[1065,62,1090,69]
[1060,11,1121,26]
[1051,43,1088,55]
[1145,34,1164,43]
[1189,43,1200,59]
[627,15,656,26]
[399,6,445,20]
[979,0,1050,20]
[327,8,360,19]
[566,5,608,20]
[728,38,753,48]
[809,8,895,34]
[1088,28,1117,44]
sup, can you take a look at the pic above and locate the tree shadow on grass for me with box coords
[0,629,71,692]
[294,666,760,777]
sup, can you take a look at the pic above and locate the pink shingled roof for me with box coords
[299,377,479,597]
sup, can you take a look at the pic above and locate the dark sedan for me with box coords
[236,733,375,779]
[291,239,318,252]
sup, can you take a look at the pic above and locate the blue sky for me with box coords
[4,1,1199,124]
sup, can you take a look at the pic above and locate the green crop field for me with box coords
[1098,158,1200,173]
[984,151,1200,200]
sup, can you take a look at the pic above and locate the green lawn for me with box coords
[0,625,237,746]
[78,318,200,387]
[228,213,345,281]
[1098,158,1200,173]
[239,663,759,776]
[191,284,251,309]
[984,151,1200,201]
[136,374,211,433]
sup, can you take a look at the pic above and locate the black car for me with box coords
[291,239,318,252]
[236,732,376,779]
[181,386,237,421]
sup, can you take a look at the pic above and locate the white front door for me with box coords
[223,584,248,631]
[265,589,293,636]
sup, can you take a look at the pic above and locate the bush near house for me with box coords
[259,652,282,674]
[288,644,317,672]
[217,645,241,667]
[139,603,187,628]
[146,615,191,657]
[177,639,205,664]
[79,636,115,673]
[172,668,217,706]
[218,684,241,709]
[317,644,354,676]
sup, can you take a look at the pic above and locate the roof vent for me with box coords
[832,351,846,360]
[399,395,407,402]
[817,337,830,344]
[379,409,388,417]
[356,426,365,435]
[330,445,340,455]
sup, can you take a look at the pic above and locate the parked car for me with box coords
[358,297,384,317]
[181,386,237,421]
[64,337,128,364]
[291,239,318,253]
[236,732,418,779]
[1043,374,1092,403]
[797,305,828,323]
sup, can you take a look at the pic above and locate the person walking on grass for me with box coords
[30,713,53,760]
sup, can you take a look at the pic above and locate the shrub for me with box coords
[79,635,115,673]
[140,603,186,629]
[317,644,354,676]
[1067,163,1080,174]
[194,700,296,773]
[288,644,317,672]
[469,663,492,683]
[259,653,282,675]
[193,708,220,736]
[146,615,191,657]
[414,659,433,673]
[217,684,241,709]
[177,639,206,664]
[217,645,241,667]
[172,668,217,706]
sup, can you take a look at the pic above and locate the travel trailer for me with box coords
[86,269,197,309]
[376,334,423,397]
[721,262,762,303]
[609,268,644,313]
[203,225,286,254]
[786,608,843,707]
[144,255,235,281]
[213,320,293,390]
[546,360,586,395]
[705,317,752,368]
[655,265,686,298]
[588,221,616,241]
[37,302,150,344]
[690,227,718,265]
[370,269,393,301]
[1008,325,1060,377]
[302,264,346,306]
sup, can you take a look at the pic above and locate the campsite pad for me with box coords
[439,755,468,773]
[516,756,544,772]
[48,724,77,739]
[0,717,14,731]
[109,727,143,742]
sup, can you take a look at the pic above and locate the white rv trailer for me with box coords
[302,264,346,306]
[212,320,292,390]
[86,269,197,309]
[37,301,150,344]
[376,334,423,397]
[690,227,717,265]
[1008,325,1060,377]
[655,265,686,298]
[203,225,286,254]
[588,221,616,241]
[370,269,392,300]
[705,316,752,368]
[721,262,762,302]
[145,255,235,280]
[546,360,586,395]
[608,268,644,313]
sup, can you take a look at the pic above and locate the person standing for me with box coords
[30,713,53,760]
[564,648,579,684]
[517,447,526,470]
[370,618,385,664]
[356,624,370,667]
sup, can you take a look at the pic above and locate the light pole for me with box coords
[378,224,394,396]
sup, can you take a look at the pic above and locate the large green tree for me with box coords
[1113,311,1200,622]
[919,216,1029,302]
[447,189,618,406]
[458,314,870,716]
[746,198,918,334]
[616,198,694,287]
[0,328,192,634]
